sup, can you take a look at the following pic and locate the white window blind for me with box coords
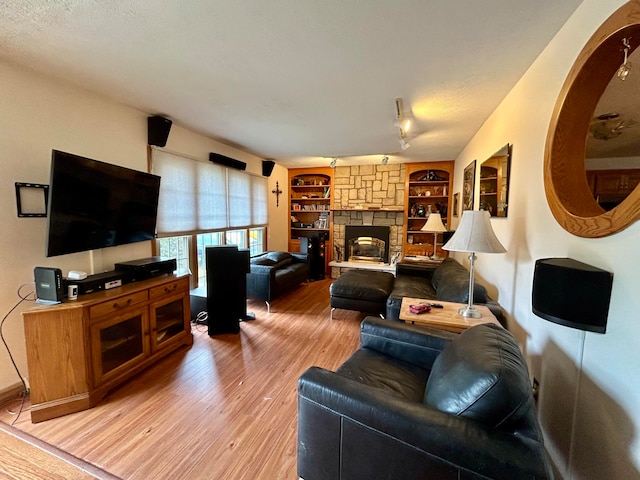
[251,175,268,225]
[151,149,267,235]
[228,169,268,228]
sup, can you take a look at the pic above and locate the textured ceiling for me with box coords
[0,0,584,167]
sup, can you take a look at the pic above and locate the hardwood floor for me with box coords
[2,279,367,479]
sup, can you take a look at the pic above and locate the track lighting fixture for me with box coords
[381,155,389,165]
[617,37,632,81]
[399,138,410,151]
[394,97,412,136]
[330,157,337,168]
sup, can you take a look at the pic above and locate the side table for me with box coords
[399,297,501,334]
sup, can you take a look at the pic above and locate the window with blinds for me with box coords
[151,149,268,236]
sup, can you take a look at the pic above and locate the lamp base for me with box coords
[431,254,444,261]
[458,305,482,318]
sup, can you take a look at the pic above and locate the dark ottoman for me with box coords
[330,270,395,317]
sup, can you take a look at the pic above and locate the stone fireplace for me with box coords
[329,164,406,278]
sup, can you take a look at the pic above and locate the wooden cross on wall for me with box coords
[272,181,283,207]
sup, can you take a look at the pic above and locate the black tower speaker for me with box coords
[532,258,613,333]
[206,245,250,335]
[34,266,64,304]
[209,152,247,171]
[262,160,276,177]
[300,233,326,280]
[147,115,172,147]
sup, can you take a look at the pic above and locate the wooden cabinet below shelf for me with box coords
[23,274,192,423]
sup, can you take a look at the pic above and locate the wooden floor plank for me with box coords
[2,279,369,479]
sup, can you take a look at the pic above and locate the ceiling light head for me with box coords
[394,97,412,136]
[330,157,337,168]
[399,138,410,151]
[393,117,411,133]
[381,155,389,165]
[617,37,632,81]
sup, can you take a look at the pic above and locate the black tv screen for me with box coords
[46,150,161,257]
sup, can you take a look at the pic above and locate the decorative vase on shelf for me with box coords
[416,205,426,217]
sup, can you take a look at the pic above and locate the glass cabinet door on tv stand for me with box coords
[91,307,150,386]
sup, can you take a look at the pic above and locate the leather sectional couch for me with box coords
[297,318,553,479]
[386,257,506,325]
[246,251,309,309]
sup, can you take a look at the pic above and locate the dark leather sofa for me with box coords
[386,257,506,325]
[246,251,309,309]
[297,318,553,480]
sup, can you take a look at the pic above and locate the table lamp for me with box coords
[420,213,447,260]
[443,210,506,318]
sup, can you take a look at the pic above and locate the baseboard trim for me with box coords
[0,382,25,405]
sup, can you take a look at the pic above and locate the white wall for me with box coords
[0,61,281,394]
[450,1,640,478]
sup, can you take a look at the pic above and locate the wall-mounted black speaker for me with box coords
[148,116,173,147]
[209,152,247,171]
[532,258,613,333]
[34,266,64,304]
[262,160,276,177]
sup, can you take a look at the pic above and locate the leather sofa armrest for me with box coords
[290,252,309,264]
[246,265,276,302]
[249,264,276,275]
[298,367,553,480]
[359,317,455,369]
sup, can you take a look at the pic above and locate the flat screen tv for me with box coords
[46,150,161,257]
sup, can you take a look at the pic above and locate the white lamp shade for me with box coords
[420,213,447,233]
[443,210,506,253]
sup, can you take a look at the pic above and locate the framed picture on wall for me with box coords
[462,160,476,211]
[453,192,460,217]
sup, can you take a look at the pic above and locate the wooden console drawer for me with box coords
[90,291,149,318]
[149,276,189,299]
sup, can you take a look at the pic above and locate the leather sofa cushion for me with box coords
[388,274,436,300]
[424,324,540,438]
[330,270,395,302]
[336,348,429,402]
[432,258,487,303]
[251,251,293,268]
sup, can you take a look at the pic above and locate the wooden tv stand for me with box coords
[23,274,193,423]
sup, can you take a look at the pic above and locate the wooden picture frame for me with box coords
[453,192,460,217]
[462,160,476,211]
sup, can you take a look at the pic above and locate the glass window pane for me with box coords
[226,229,247,248]
[249,227,265,256]
[196,232,225,287]
[157,236,190,274]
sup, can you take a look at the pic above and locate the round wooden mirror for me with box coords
[545,1,640,237]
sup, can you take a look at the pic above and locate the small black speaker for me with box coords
[34,267,64,304]
[262,160,276,177]
[148,115,172,147]
[532,258,613,333]
[209,152,247,171]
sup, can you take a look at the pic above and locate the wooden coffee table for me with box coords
[399,297,501,333]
